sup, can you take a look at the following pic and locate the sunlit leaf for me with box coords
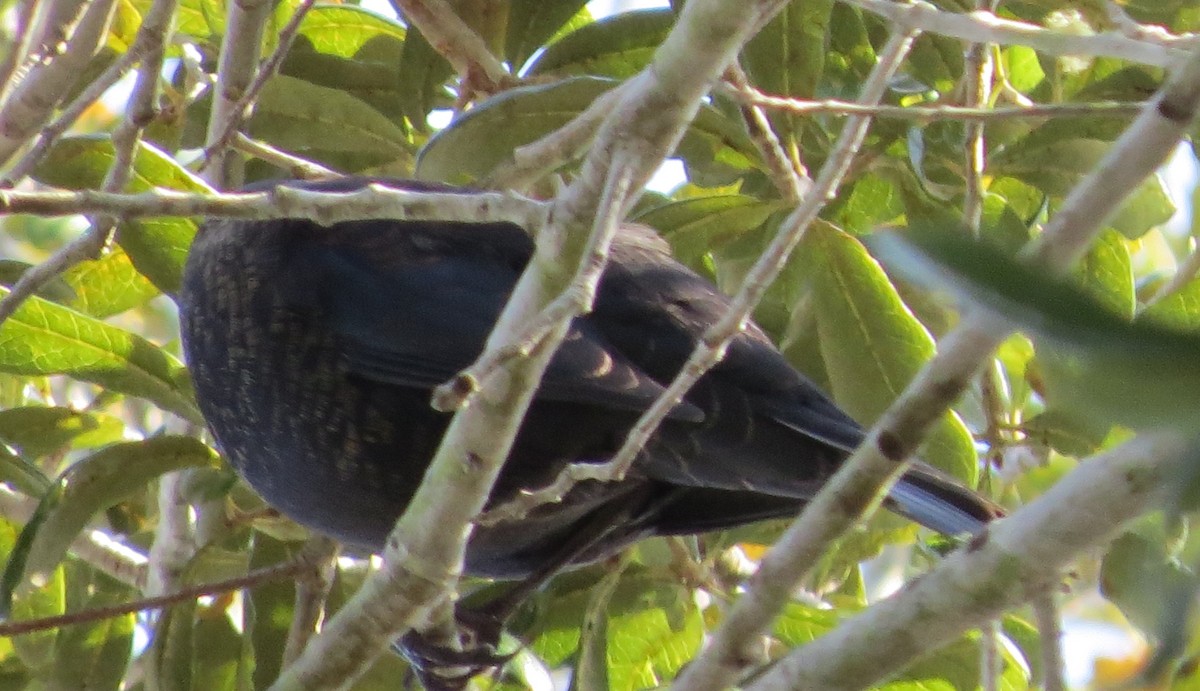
[805,223,978,485]
[0,287,200,423]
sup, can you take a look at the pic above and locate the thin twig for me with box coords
[0,552,311,637]
[231,133,338,180]
[282,536,341,667]
[1032,584,1067,691]
[722,83,1145,122]
[724,63,808,202]
[980,619,1001,691]
[961,0,993,232]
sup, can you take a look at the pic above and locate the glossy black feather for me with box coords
[178,178,1000,579]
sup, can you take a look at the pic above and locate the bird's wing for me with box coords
[592,237,863,449]
[286,225,703,420]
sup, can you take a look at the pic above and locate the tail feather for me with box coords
[887,466,1004,536]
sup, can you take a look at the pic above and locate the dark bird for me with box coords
[179,177,999,681]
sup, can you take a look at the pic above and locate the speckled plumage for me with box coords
[179,178,999,580]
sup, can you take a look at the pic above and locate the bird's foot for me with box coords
[394,607,515,690]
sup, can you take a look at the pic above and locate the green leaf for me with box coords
[1001,613,1044,684]
[417,77,760,185]
[526,9,673,79]
[634,195,782,268]
[773,602,840,646]
[742,1,832,101]
[0,260,77,304]
[1108,174,1175,239]
[246,75,412,173]
[172,0,224,40]
[247,533,297,690]
[1,437,219,616]
[1073,229,1134,318]
[829,175,904,234]
[804,223,978,484]
[396,19,455,130]
[0,287,201,423]
[1023,408,1110,457]
[603,578,701,690]
[50,568,135,691]
[506,0,591,70]
[60,247,161,317]
[192,603,252,691]
[0,406,125,458]
[0,446,51,497]
[1142,273,1200,331]
[870,224,1200,430]
[905,33,964,95]
[740,0,833,154]
[990,137,1112,197]
[1101,531,1198,649]
[33,136,211,294]
[146,598,196,691]
[282,5,410,122]
[297,5,406,56]
[0,518,64,672]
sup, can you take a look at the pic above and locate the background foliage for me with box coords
[0,0,1198,688]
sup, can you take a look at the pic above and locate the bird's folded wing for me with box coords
[304,243,703,421]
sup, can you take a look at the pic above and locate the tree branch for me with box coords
[203,0,272,187]
[0,185,545,225]
[723,83,1145,121]
[390,0,512,96]
[0,0,117,167]
[842,0,1187,68]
